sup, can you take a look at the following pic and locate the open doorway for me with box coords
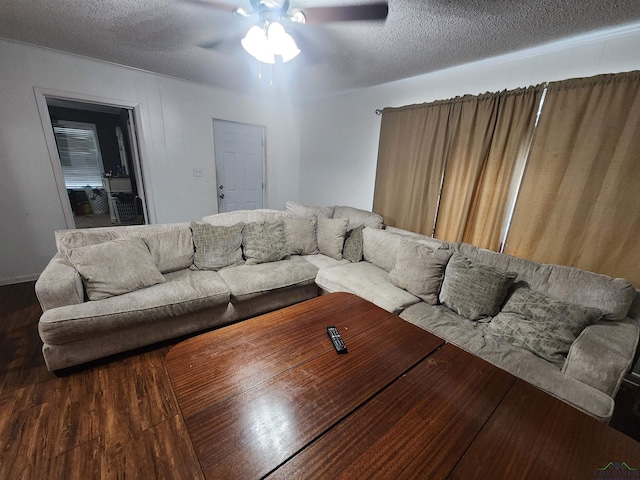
[39,95,148,229]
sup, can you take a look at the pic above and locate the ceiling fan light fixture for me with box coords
[241,25,276,64]
[241,21,300,64]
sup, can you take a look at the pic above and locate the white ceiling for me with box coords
[2,0,640,98]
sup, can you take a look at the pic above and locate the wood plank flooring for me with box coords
[0,282,204,479]
[1,281,638,479]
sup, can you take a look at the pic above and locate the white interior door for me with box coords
[213,120,265,212]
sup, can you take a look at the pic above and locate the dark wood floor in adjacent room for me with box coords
[1,282,639,479]
[0,282,204,479]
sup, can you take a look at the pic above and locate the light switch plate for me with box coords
[193,168,204,177]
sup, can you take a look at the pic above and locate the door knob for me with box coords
[219,193,225,199]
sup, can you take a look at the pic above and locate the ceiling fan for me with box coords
[182,0,389,64]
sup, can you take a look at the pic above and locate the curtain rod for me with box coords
[375,109,382,115]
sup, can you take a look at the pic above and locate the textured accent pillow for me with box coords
[190,222,244,270]
[143,229,194,273]
[440,253,517,320]
[317,216,348,260]
[342,225,365,263]
[284,217,318,255]
[389,240,453,305]
[485,283,602,366]
[242,220,289,265]
[67,237,166,301]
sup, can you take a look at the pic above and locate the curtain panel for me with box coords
[373,85,543,249]
[504,71,640,287]
[372,101,454,235]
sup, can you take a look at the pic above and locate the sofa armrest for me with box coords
[563,317,639,397]
[35,252,84,311]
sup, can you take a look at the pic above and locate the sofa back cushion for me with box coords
[202,209,288,226]
[455,243,635,320]
[142,230,194,273]
[285,201,334,219]
[362,228,404,272]
[332,206,383,230]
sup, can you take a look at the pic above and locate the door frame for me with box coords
[34,87,156,228]
[212,118,267,212]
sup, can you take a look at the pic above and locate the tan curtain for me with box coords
[373,102,454,235]
[459,87,544,250]
[504,71,640,287]
[433,94,498,242]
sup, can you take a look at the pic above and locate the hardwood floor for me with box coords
[1,282,638,479]
[0,282,204,479]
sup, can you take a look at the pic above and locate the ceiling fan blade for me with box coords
[301,2,388,24]
[178,0,238,13]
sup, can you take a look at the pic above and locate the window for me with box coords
[53,121,105,189]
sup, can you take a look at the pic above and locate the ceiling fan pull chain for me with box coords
[258,60,262,80]
[269,63,273,86]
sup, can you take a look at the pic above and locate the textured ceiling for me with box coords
[1,0,640,98]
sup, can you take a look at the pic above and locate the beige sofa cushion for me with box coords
[191,222,244,271]
[285,200,334,219]
[201,209,288,226]
[440,253,516,321]
[67,237,166,301]
[218,257,318,300]
[39,269,230,345]
[317,216,348,260]
[389,240,453,305]
[362,227,405,273]
[143,229,194,273]
[332,205,384,230]
[315,261,420,314]
[284,217,318,255]
[455,243,635,320]
[342,225,365,263]
[242,220,289,265]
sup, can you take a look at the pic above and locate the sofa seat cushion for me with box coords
[315,262,420,314]
[400,302,615,421]
[218,256,319,301]
[298,254,349,269]
[39,269,230,345]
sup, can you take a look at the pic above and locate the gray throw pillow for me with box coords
[284,217,318,255]
[485,283,602,366]
[317,216,348,260]
[389,240,453,305]
[242,220,289,265]
[190,222,244,270]
[67,236,166,301]
[342,225,365,263]
[440,253,517,320]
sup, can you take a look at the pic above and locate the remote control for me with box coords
[327,326,348,354]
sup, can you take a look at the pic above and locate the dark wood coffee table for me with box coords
[166,292,640,479]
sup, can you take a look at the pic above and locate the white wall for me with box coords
[0,39,301,284]
[298,23,640,211]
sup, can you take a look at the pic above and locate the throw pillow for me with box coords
[485,283,602,366]
[440,253,517,321]
[389,240,453,305]
[67,237,166,301]
[317,216,348,261]
[283,217,318,255]
[242,220,289,265]
[342,225,365,263]
[143,229,194,273]
[190,222,244,271]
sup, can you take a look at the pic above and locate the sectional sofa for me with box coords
[35,201,639,423]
